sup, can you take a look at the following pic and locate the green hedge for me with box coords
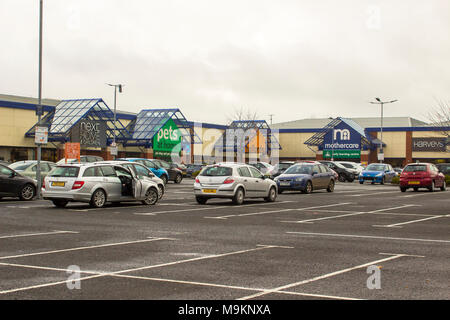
[446,175,450,185]
[391,176,399,185]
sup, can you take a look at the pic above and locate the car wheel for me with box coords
[302,181,313,194]
[90,189,106,208]
[19,184,35,201]
[161,175,168,185]
[347,176,355,183]
[428,181,435,192]
[338,174,346,182]
[400,187,407,192]
[142,188,158,205]
[196,196,207,205]
[265,187,277,202]
[359,181,364,184]
[413,188,418,192]
[232,188,245,205]
[440,181,446,191]
[327,180,335,192]
[174,174,182,184]
[52,200,68,208]
[158,185,164,199]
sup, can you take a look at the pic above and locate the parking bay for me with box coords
[0,180,448,299]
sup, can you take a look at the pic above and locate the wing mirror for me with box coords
[312,171,319,176]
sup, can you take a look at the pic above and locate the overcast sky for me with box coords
[1,0,449,125]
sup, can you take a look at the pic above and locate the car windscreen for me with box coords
[199,166,233,176]
[403,165,427,172]
[339,163,354,169]
[284,165,313,175]
[48,166,80,177]
[9,162,31,171]
[366,164,386,171]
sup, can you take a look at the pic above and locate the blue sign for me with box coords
[322,122,361,151]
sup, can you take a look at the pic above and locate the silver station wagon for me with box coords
[194,163,278,205]
[42,163,160,208]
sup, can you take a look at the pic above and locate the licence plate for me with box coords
[51,181,65,187]
[408,181,420,185]
[280,182,291,186]
[203,189,217,194]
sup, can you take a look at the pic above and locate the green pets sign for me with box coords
[153,118,182,157]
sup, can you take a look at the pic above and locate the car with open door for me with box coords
[42,163,160,208]
[0,163,37,201]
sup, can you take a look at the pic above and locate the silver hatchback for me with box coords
[194,163,278,205]
[43,163,160,208]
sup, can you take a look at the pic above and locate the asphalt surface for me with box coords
[0,178,449,300]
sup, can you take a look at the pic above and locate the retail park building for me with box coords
[0,94,449,167]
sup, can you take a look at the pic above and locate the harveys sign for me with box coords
[412,138,447,152]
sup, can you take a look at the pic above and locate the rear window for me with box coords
[9,162,31,171]
[404,165,427,172]
[200,166,233,176]
[49,166,80,177]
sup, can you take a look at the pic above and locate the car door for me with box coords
[311,165,324,189]
[99,165,122,200]
[237,167,255,197]
[431,164,444,187]
[0,165,15,196]
[248,166,268,196]
[319,164,332,189]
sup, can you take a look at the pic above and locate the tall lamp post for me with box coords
[369,98,398,163]
[106,83,123,159]
[36,0,44,199]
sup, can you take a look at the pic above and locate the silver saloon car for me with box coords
[42,163,160,208]
[194,163,278,205]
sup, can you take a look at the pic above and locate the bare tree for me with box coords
[427,99,450,138]
[226,106,259,125]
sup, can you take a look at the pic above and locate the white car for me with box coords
[337,161,364,176]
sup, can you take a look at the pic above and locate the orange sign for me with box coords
[246,130,267,153]
[65,143,81,163]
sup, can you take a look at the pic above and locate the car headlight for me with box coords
[274,177,279,182]
[295,177,304,182]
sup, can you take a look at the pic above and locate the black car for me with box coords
[268,161,296,178]
[186,164,205,177]
[436,163,450,175]
[319,160,355,182]
[0,164,37,201]
[149,159,183,183]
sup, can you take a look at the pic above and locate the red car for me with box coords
[399,163,447,192]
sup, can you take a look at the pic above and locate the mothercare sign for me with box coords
[153,118,182,157]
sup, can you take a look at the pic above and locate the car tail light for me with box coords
[42,180,45,189]
[195,178,200,183]
[223,178,235,184]
[72,181,85,190]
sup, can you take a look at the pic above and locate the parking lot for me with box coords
[0,179,448,300]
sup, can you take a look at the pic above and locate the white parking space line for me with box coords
[207,203,353,220]
[282,204,418,224]
[373,215,449,228]
[286,231,450,243]
[399,192,448,198]
[0,237,173,260]
[0,230,78,240]
[135,201,295,216]
[0,260,360,300]
[346,191,400,197]
[238,253,411,300]
[0,244,290,295]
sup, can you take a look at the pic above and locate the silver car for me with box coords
[9,160,56,183]
[97,161,165,199]
[194,163,278,205]
[43,163,160,208]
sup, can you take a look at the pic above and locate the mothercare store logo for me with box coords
[153,118,182,157]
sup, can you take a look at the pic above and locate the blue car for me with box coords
[274,163,336,194]
[117,158,169,185]
[359,163,396,185]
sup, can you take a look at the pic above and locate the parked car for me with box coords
[42,163,160,208]
[186,164,205,177]
[56,155,104,164]
[337,161,364,176]
[116,158,170,185]
[274,163,335,194]
[97,161,165,200]
[318,161,355,182]
[393,167,404,176]
[399,163,446,192]
[8,160,56,183]
[267,161,296,178]
[194,163,277,205]
[150,159,183,184]
[249,162,275,175]
[169,162,187,176]
[436,163,450,175]
[359,163,397,185]
[0,163,37,201]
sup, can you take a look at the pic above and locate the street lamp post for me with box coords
[106,83,123,159]
[36,0,43,199]
[370,98,398,163]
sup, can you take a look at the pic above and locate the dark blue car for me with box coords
[116,158,169,185]
[274,163,336,194]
